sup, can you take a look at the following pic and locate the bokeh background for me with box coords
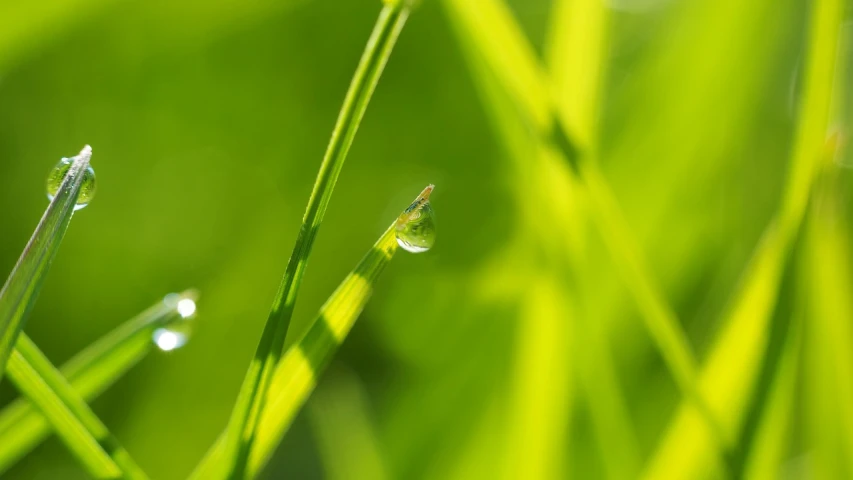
[0,0,851,478]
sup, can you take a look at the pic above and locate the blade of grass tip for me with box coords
[642,0,844,477]
[0,290,198,475]
[6,334,149,479]
[215,2,411,478]
[441,0,730,458]
[192,185,431,479]
[0,145,92,380]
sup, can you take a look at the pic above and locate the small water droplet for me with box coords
[46,155,96,210]
[396,185,436,253]
[154,293,197,351]
[153,328,188,352]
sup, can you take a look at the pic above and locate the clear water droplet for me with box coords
[154,293,197,351]
[396,185,436,253]
[46,156,96,210]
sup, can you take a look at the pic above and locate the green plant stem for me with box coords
[191,224,399,479]
[217,3,410,479]
[6,334,149,479]
[0,291,195,475]
[0,146,91,380]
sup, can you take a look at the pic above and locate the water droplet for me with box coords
[46,154,96,211]
[396,185,436,253]
[154,293,198,351]
[153,328,188,351]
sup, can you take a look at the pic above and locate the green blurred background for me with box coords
[0,0,851,478]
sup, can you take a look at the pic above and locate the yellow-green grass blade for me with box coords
[545,0,608,148]
[439,0,725,449]
[217,2,411,479]
[0,291,196,475]
[7,334,149,479]
[0,146,92,381]
[192,184,429,478]
[642,0,844,477]
[802,172,853,478]
[308,368,388,480]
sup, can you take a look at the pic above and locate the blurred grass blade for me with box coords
[308,368,388,480]
[0,290,197,475]
[642,0,844,477]
[0,145,92,380]
[218,3,411,478]
[191,185,431,479]
[440,0,725,454]
[6,333,149,479]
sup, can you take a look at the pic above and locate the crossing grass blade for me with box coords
[6,333,149,479]
[216,2,412,478]
[642,0,844,477]
[0,290,197,475]
[190,184,427,479]
[0,146,92,380]
[438,0,730,453]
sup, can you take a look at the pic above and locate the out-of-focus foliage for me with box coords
[0,0,851,479]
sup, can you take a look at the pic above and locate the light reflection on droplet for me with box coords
[177,298,197,318]
[153,328,187,352]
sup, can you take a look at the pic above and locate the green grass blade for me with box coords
[440,0,728,459]
[0,290,197,475]
[0,145,92,380]
[191,185,429,479]
[217,3,411,478]
[642,0,844,477]
[7,333,149,479]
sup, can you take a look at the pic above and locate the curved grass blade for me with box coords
[0,145,92,380]
[191,186,428,479]
[217,3,411,478]
[0,290,197,475]
[6,333,152,479]
[439,0,730,455]
[642,0,844,477]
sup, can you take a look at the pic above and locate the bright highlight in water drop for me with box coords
[177,298,197,318]
[46,148,96,210]
[153,328,187,352]
[395,185,436,253]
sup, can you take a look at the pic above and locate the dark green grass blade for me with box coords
[0,291,196,475]
[216,3,411,478]
[0,146,92,380]
[6,333,149,479]
[191,185,426,479]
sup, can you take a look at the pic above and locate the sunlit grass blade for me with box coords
[6,333,149,479]
[191,185,430,479]
[217,3,412,478]
[0,145,92,380]
[440,0,725,458]
[440,0,723,437]
[0,290,197,475]
[642,0,844,477]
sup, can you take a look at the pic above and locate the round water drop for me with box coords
[46,156,96,211]
[395,185,436,253]
[152,328,188,352]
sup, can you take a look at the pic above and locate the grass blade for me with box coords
[0,291,197,475]
[642,0,844,477]
[0,145,92,380]
[439,0,728,448]
[191,185,430,479]
[440,0,733,462]
[6,333,149,479]
[217,3,411,477]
